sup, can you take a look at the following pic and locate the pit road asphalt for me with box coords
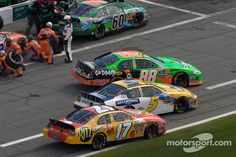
[1,0,236,156]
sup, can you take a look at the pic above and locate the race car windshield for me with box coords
[94,54,119,67]
[67,3,94,17]
[97,83,126,98]
[66,109,96,124]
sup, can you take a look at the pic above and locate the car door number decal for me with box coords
[112,14,125,30]
[116,122,132,139]
[147,97,159,112]
[139,70,157,82]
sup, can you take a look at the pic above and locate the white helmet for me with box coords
[63,15,71,21]
[0,50,6,57]
[46,22,53,28]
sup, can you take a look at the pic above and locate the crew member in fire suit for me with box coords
[4,38,24,77]
[23,35,47,62]
[62,15,73,63]
[38,22,59,64]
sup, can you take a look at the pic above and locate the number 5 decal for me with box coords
[112,14,125,30]
[116,122,132,139]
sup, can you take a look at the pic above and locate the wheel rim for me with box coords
[147,125,157,138]
[175,98,188,113]
[93,136,104,150]
[174,73,188,87]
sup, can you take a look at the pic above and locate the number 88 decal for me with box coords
[112,14,125,30]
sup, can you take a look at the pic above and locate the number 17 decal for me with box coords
[116,122,132,139]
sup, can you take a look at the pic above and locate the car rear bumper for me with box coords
[71,70,110,86]
[43,128,83,145]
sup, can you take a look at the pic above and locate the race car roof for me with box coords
[114,50,146,58]
[81,0,108,7]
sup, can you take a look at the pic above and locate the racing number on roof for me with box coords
[139,70,157,82]
[93,106,114,114]
[112,14,125,30]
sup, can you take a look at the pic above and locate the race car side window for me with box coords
[127,88,141,98]
[97,114,111,125]
[141,86,161,97]
[97,7,109,17]
[107,5,123,14]
[112,112,132,122]
[135,59,157,69]
[118,60,133,69]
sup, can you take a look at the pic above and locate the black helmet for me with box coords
[28,35,34,41]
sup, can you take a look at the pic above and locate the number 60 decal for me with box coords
[112,14,125,30]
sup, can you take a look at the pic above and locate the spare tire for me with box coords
[0,16,3,30]
[5,51,23,69]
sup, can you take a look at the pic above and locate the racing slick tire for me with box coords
[132,12,144,28]
[174,97,189,113]
[94,24,105,40]
[0,16,3,30]
[172,72,189,87]
[144,123,158,139]
[5,51,23,69]
[92,133,106,150]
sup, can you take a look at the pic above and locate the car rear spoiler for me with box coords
[81,92,105,104]
[49,118,75,131]
[76,60,93,73]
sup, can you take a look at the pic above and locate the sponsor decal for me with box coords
[79,126,93,142]
[116,99,140,106]
[95,70,116,77]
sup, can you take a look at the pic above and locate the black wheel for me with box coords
[0,16,3,30]
[132,12,144,28]
[94,24,105,40]
[175,97,189,113]
[92,134,106,150]
[5,51,23,69]
[172,72,189,87]
[144,123,158,139]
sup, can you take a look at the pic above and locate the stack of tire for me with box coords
[5,51,23,69]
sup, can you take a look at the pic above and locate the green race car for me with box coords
[71,49,203,87]
[54,0,150,39]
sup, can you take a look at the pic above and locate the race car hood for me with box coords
[155,56,196,70]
